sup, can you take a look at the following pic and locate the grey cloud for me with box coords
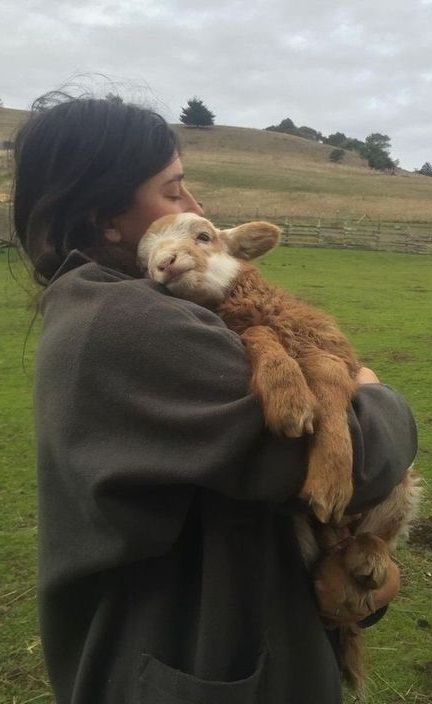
[1,0,432,168]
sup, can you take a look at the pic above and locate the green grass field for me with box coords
[1,246,431,703]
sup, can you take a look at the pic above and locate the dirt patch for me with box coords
[386,350,415,363]
[408,517,432,549]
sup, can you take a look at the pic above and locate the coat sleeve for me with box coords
[347,384,417,514]
[75,290,310,507]
[37,282,416,578]
[36,286,309,579]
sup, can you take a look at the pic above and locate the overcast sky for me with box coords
[2,0,432,169]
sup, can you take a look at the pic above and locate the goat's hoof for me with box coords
[280,406,316,438]
[264,391,317,438]
[301,474,353,524]
[343,533,390,590]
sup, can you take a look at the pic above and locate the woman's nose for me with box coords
[192,199,204,216]
[184,187,204,216]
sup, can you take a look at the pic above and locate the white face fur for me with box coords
[137,214,242,306]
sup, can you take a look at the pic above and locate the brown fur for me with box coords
[218,263,360,523]
[140,215,420,690]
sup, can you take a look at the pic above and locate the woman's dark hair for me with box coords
[13,92,180,284]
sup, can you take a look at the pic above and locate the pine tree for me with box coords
[180,98,215,128]
[419,162,432,176]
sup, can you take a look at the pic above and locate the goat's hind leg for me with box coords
[241,325,318,438]
[344,467,421,590]
[317,468,421,620]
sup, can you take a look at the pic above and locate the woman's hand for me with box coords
[356,366,380,385]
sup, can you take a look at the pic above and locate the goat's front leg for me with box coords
[241,326,318,438]
[299,352,357,523]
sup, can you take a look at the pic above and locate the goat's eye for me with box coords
[197,232,211,243]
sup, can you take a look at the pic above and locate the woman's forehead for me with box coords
[159,156,184,184]
[137,156,183,196]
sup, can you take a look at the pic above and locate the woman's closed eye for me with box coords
[166,193,182,201]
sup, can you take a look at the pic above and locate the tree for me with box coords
[0,98,3,108]
[344,138,366,156]
[265,117,297,134]
[297,126,322,141]
[364,133,391,153]
[329,148,345,163]
[326,132,348,148]
[180,98,215,128]
[278,117,296,131]
[418,162,432,176]
[363,133,397,171]
[105,93,124,105]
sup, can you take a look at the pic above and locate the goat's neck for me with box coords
[217,262,276,335]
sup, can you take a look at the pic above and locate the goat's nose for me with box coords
[157,254,177,272]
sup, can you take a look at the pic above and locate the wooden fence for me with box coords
[0,203,12,249]
[280,221,432,254]
[1,203,432,254]
[209,216,432,255]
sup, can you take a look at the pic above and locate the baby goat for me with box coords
[137,213,419,688]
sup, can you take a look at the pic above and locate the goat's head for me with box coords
[137,213,281,306]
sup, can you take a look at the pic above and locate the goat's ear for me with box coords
[222,222,281,260]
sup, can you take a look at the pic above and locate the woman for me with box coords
[14,94,416,704]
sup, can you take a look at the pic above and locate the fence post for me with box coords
[376,218,381,250]
[405,225,410,253]
[286,219,292,246]
[342,222,347,248]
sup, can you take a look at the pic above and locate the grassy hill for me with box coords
[175,125,432,223]
[2,106,432,223]
[0,107,29,143]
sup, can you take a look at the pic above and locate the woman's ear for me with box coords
[104,228,122,243]
[222,222,281,260]
[91,210,123,243]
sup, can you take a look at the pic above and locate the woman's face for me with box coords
[109,156,204,247]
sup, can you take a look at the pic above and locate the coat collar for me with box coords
[48,250,94,285]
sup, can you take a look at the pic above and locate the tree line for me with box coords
[265,117,399,171]
[1,95,432,175]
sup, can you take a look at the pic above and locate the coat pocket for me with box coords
[137,650,267,704]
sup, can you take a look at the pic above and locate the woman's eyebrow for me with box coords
[164,174,185,185]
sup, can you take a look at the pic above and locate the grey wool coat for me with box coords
[34,251,417,704]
